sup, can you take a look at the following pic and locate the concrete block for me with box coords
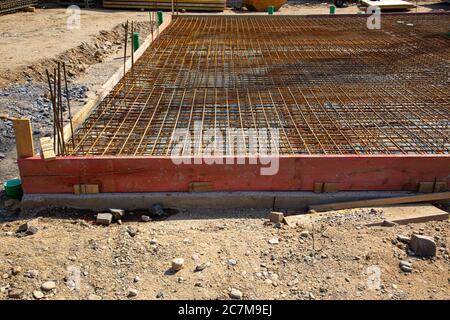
[96,213,112,225]
[269,211,284,223]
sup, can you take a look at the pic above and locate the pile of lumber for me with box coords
[0,0,39,15]
[102,0,225,11]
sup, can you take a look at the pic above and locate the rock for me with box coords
[171,258,184,271]
[229,288,243,300]
[41,280,56,291]
[300,230,309,238]
[8,288,23,299]
[24,270,39,278]
[227,259,237,266]
[410,234,436,257]
[127,226,137,237]
[88,294,102,300]
[399,260,412,273]
[25,226,38,235]
[141,215,151,222]
[195,262,208,272]
[150,238,157,245]
[397,234,410,244]
[96,213,112,226]
[134,276,140,283]
[150,203,165,217]
[17,222,38,236]
[33,290,44,299]
[127,289,138,298]
[156,291,164,299]
[269,211,284,223]
[268,237,279,245]
[10,266,21,276]
[109,209,125,220]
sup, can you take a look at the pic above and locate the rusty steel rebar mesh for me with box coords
[68,14,450,156]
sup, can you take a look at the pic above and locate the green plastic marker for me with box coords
[330,5,336,14]
[133,32,140,52]
[268,6,274,15]
[157,10,163,26]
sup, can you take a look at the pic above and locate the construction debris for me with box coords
[409,234,437,257]
[96,213,113,225]
[269,211,284,223]
[0,0,38,15]
[109,208,125,220]
[171,258,185,271]
[366,204,449,226]
[310,192,450,212]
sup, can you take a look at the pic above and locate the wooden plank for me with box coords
[323,182,339,193]
[189,182,214,192]
[73,184,99,194]
[63,14,173,142]
[418,182,434,193]
[367,204,449,226]
[310,192,450,212]
[434,182,447,192]
[313,182,323,193]
[12,118,34,158]
[360,0,415,9]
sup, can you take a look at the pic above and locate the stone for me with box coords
[33,290,44,299]
[410,234,436,257]
[150,203,165,217]
[171,258,184,271]
[397,235,410,244]
[399,260,412,273]
[8,288,23,299]
[195,263,208,272]
[127,226,137,237]
[150,238,157,245]
[269,211,284,223]
[300,230,309,238]
[96,213,112,226]
[128,289,138,297]
[134,276,140,283]
[141,215,151,222]
[25,226,38,235]
[229,288,243,300]
[109,208,125,220]
[24,270,39,278]
[17,222,38,236]
[268,238,279,245]
[11,266,21,275]
[41,280,56,291]
[88,294,102,300]
[227,259,237,266]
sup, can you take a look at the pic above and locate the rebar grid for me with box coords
[69,14,450,156]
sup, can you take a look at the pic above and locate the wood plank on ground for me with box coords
[309,192,450,212]
[360,0,415,9]
[366,203,449,226]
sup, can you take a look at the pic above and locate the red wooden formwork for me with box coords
[18,155,450,194]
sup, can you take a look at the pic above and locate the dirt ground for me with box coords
[0,1,449,300]
[0,202,448,300]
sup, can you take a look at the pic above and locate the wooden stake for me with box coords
[12,118,34,158]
